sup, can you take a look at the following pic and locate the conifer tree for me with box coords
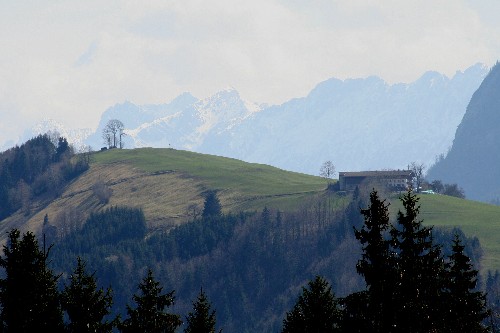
[202,190,222,219]
[61,257,115,333]
[0,229,64,332]
[354,190,395,332]
[282,276,342,333]
[390,190,445,332]
[184,288,219,333]
[445,234,490,332]
[119,268,181,333]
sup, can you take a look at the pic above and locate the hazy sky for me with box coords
[1,0,499,142]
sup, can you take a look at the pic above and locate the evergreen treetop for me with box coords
[390,190,446,332]
[0,229,64,332]
[61,257,115,333]
[119,268,182,333]
[202,190,222,219]
[354,189,396,332]
[445,234,490,332]
[184,288,219,333]
[282,276,342,333]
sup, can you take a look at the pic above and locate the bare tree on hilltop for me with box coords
[320,161,336,184]
[409,162,425,193]
[102,119,125,149]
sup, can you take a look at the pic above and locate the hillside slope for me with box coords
[0,148,327,241]
[391,194,500,273]
[419,195,500,273]
[2,148,500,273]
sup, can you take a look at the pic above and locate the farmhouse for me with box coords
[338,170,413,191]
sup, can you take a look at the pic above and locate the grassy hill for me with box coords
[92,147,330,212]
[418,194,500,274]
[387,193,500,273]
[0,148,328,239]
[94,147,327,200]
[3,147,500,273]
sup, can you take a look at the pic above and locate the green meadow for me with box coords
[94,148,500,273]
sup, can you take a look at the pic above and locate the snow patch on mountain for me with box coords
[23,118,92,151]
[81,64,489,175]
[20,63,488,176]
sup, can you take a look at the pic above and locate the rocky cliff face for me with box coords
[427,63,500,202]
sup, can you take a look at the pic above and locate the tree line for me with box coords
[0,189,492,332]
[282,190,490,332]
[0,134,90,220]
[0,228,220,333]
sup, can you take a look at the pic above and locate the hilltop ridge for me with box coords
[0,148,327,241]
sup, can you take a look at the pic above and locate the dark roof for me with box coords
[339,170,412,178]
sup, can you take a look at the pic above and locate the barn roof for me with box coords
[339,170,412,178]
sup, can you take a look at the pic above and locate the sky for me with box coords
[1,0,499,145]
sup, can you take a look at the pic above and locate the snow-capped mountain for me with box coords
[203,63,489,174]
[84,92,198,150]
[22,119,92,151]
[30,63,488,176]
[87,63,486,175]
[85,88,262,151]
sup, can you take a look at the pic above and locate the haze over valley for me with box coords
[2,2,500,332]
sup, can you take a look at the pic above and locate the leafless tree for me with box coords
[46,130,61,147]
[92,180,113,204]
[10,179,32,215]
[54,206,85,237]
[119,130,127,149]
[409,162,425,192]
[102,119,125,148]
[77,145,93,165]
[319,161,336,183]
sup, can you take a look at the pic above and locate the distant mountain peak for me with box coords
[169,92,198,107]
[221,85,237,92]
[23,118,92,150]
[210,87,241,100]
[77,63,489,179]
[459,62,489,76]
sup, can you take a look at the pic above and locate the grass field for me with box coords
[419,194,500,273]
[389,193,500,273]
[1,148,330,241]
[94,148,500,273]
[93,148,328,210]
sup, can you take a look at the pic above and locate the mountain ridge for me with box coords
[427,62,500,203]
[20,63,489,175]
